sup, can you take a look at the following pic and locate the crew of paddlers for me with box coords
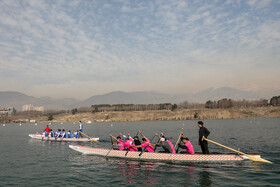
[41,120,211,154]
[42,121,84,138]
[109,121,210,154]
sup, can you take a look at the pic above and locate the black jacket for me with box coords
[199,126,210,142]
[134,139,142,151]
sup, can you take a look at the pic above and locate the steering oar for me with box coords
[79,131,98,142]
[203,136,272,164]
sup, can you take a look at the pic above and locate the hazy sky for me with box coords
[0,0,279,99]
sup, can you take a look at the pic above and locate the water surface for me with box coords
[0,118,279,186]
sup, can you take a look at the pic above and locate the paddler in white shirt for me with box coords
[79,121,83,132]
[79,121,83,137]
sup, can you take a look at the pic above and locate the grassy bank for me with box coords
[31,106,280,123]
[1,106,279,124]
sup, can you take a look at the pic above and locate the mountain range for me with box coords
[0,87,278,111]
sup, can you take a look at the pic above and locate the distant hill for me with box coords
[189,87,259,102]
[75,91,184,108]
[0,91,37,110]
[0,87,278,111]
[0,91,79,111]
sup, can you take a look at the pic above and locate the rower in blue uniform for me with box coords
[68,130,73,138]
[49,129,55,137]
[62,129,67,138]
[56,129,62,138]
[43,130,48,137]
[75,130,80,138]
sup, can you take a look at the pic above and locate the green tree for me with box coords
[48,115,53,121]
[194,112,199,119]
[270,96,280,106]
[172,104,177,111]
[71,108,78,115]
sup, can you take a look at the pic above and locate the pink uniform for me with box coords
[184,141,195,154]
[117,139,124,150]
[141,139,154,152]
[166,140,176,154]
[123,140,137,151]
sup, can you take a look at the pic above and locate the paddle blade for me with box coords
[205,138,273,164]
[90,138,98,142]
[247,155,273,164]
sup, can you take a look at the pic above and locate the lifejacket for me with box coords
[50,131,55,137]
[68,132,73,138]
[75,132,80,138]
[57,132,63,138]
[63,132,67,138]
[117,139,125,150]
[166,140,176,154]
[142,139,154,152]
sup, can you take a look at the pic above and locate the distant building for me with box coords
[22,104,33,111]
[22,104,44,112]
[33,106,44,112]
[0,107,16,116]
[13,118,29,123]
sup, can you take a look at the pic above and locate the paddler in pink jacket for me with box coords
[178,134,195,154]
[131,130,154,152]
[110,134,125,150]
[122,137,138,151]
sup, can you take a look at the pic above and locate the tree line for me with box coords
[270,96,280,106]
[205,95,280,109]
[71,103,177,114]
[70,95,280,114]
[16,96,279,117]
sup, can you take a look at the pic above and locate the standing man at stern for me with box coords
[79,121,83,132]
[198,121,210,154]
[79,121,83,137]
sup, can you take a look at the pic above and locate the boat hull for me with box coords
[29,134,99,142]
[69,145,260,162]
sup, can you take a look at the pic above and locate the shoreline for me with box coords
[2,106,279,124]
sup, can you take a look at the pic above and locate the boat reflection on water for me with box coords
[116,160,155,185]
[198,169,212,187]
[116,160,199,185]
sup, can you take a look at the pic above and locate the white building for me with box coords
[33,106,44,112]
[22,104,44,112]
[22,104,33,111]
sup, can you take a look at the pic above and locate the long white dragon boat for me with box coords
[69,145,261,163]
[29,134,99,142]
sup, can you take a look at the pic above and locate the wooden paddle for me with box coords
[174,132,183,153]
[105,136,114,157]
[79,131,98,142]
[153,135,161,152]
[203,137,272,164]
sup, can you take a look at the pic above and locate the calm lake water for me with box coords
[0,118,279,186]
